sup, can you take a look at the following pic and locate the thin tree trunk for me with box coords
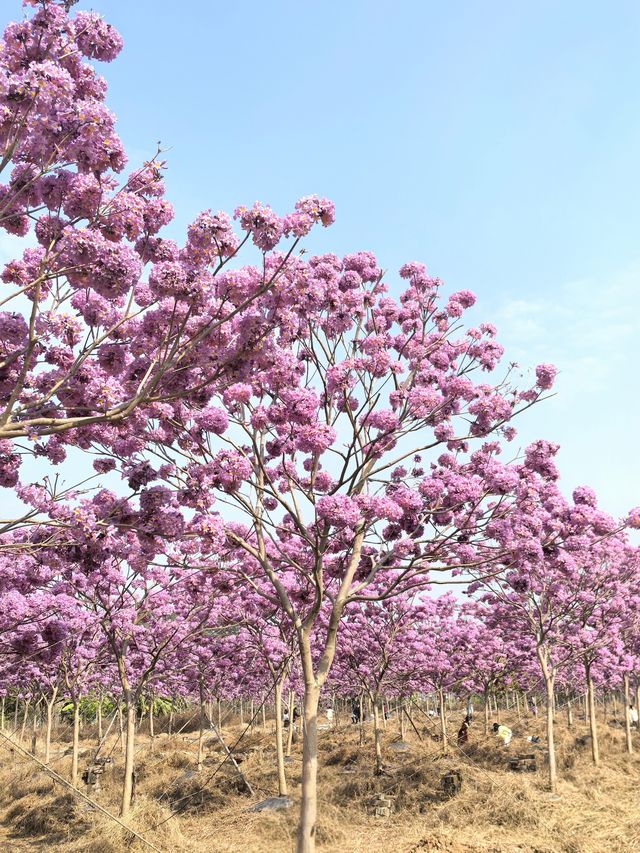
[274,678,288,797]
[623,673,633,755]
[359,693,365,745]
[197,682,205,771]
[97,700,103,742]
[1,696,4,731]
[515,691,521,720]
[286,690,295,757]
[71,701,80,787]
[261,702,266,731]
[120,693,136,817]
[538,648,557,795]
[373,697,383,774]
[399,697,406,741]
[117,703,125,755]
[297,680,320,853]
[31,701,38,756]
[239,698,244,727]
[44,690,57,766]
[567,698,573,729]
[13,698,19,731]
[438,687,448,753]
[484,689,490,735]
[613,692,618,720]
[149,698,155,753]
[545,673,557,794]
[20,700,30,744]
[586,670,600,766]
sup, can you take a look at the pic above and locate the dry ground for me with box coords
[0,707,638,853]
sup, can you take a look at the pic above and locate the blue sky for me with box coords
[5,0,640,520]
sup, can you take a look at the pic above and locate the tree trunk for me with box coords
[239,698,244,727]
[97,700,103,742]
[71,701,80,786]
[515,691,521,720]
[120,694,136,817]
[567,698,573,729]
[149,699,155,753]
[274,677,288,796]
[372,698,383,774]
[31,702,38,756]
[197,682,205,771]
[19,700,30,744]
[484,689,490,735]
[586,671,600,766]
[286,690,295,757]
[612,692,618,721]
[44,690,57,766]
[438,687,448,753]
[537,648,557,795]
[297,680,320,853]
[117,703,125,755]
[359,693,365,745]
[1,696,4,731]
[399,697,406,741]
[261,702,266,731]
[544,673,557,794]
[623,673,633,755]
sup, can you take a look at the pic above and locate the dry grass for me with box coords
[0,709,639,852]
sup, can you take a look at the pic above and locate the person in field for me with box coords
[493,722,512,746]
[457,715,471,746]
[350,699,361,724]
[628,704,639,727]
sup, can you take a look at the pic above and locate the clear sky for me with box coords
[6,0,640,520]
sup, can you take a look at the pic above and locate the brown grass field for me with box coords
[0,706,638,852]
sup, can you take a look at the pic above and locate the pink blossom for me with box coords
[316,495,361,528]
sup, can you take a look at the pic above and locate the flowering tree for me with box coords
[470,463,640,792]
[128,253,557,851]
